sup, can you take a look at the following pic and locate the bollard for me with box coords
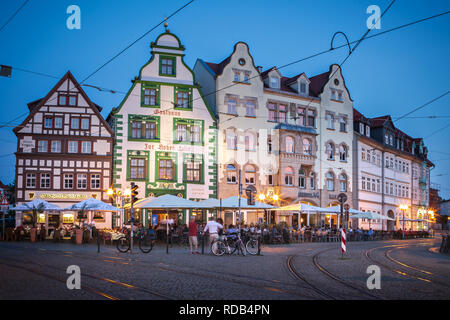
[201,232,205,255]
[97,232,100,253]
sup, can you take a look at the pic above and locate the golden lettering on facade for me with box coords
[39,193,89,200]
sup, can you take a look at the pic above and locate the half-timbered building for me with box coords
[13,71,114,229]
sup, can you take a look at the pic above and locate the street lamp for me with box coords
[399,204,409,239]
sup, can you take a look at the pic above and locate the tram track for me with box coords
[0,259,120,300]
[286,254,337,300]
[0,254,176,300]
[0,244,316,299]
[311,249,383,300]
[364,243,450,290]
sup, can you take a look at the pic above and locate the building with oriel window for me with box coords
[195,44,354,227]
[352,109,434,231]
[13,71,114,229]
[108,28,217,227]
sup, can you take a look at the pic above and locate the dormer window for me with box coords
[360,123,364,134]
[366,125,370,137]
[300,81,307,94]
[270,76,279,89]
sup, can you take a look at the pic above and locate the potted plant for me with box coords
[30,203,44,243]
[75,204,88,244]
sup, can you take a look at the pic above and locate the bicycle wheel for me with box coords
[211,240,226,256]
[245,239,259,255]
[239,241,246,256]
[139,235,154,253]
[117,236,130,253]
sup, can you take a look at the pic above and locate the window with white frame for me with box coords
[227,98,237,115]
[285,136,295,153]
[326,143,335,160]
[38,140,48,153]
[26,173,36,188]
[303,138,312,155]
[366,125,370,137]
[360,123,364,134]
[339,145,347,161]
[299,168,306,188]
[244,164,256,185]
[326,172,335,191]
[246,101,256,117]
[64,174,73,189]
[284,167,294,186]
[339,174,347,192]
[68,141,78,153]
[227,164,237,184]
[91,174,101,189]
[270,76,279,89]
[326,114,334,129]
[81,141,91,154]
[51,140,61,153]
[40,173,51,189]
[226,130,237,150]
[77,174,87,189]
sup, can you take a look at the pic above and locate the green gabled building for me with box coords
[107,29,217,226]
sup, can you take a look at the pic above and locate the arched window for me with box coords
[226,164,237,184]
[284,167,294,186]
[339,145,347,161]
[244,164,256,185]
[339,173,347,192]
[285,136,295,153]
[326,172,335,191]
[326,143,335,160]
[303,138,312,155]
[226,130,237,150]
[298,168,306,188]
[245,133,255,151]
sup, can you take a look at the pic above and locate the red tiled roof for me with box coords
[353,108,363,121]
[205,56,232,77]
[309,71,330,97]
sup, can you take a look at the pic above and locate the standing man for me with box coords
[189,216,199,255]
[204,217,223,248]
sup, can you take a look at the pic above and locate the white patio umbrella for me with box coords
[134,194,199,209]
[351,211,395,221]
[217,196,276,209]
[64,198,121,212]
[11,199,62,211]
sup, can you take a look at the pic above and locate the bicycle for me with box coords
[245,231,262,255]
[117,228,155,253]
[211,231,246,256]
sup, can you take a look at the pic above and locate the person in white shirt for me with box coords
[204,217,223,245]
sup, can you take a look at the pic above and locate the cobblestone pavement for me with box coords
[0,237,448,300]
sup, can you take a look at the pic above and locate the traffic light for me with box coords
[130,182,139,204]
[248,190,255,205]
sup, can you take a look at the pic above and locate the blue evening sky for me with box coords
[0,0,449,198]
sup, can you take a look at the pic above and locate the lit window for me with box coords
[227,164,237,184]
[244,165,256,185]
[159,159,174,181]
[186,160,202,182]
[284,167,294,186]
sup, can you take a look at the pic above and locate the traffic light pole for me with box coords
[130,201,134,254]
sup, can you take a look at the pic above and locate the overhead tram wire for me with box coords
[393,90,450,123]
[3,8,448,126]
[79,0,194,85]
[0,0,30,33]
